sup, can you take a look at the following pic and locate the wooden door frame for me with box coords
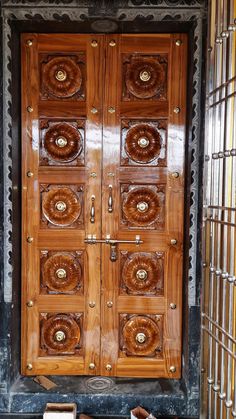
[0,4,207,415]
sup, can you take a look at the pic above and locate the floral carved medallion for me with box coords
[41,251,83,294]
[120,251,164,295]
[40,313,83,355]
[123,54,168,101]
[120,314,163,357]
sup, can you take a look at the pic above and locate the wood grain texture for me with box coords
[22,33,187,378]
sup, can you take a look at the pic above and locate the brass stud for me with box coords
[89,363,96,370]
[27,237,33,243]
[139,70,151,82]
[89,301,96,308]
[170,239,177,245]
[91,40,98,47]
[27,363,33,370]
[54,330,66,342]
[174,107,180,114]
[107,301,113,308]
[91,107,98,114]
[136,269,148,281]
[171,172,180,178]
[55,201,67,212]
[26,40,33,46]
[27,300,34,307]
[106,364,112,371]
[109,40,116,47]
[90,172,97,178]
[108,107,115,114]
[170,303,177,310]
[56,137,68,148]
[56,268,67,279]
[137,201,149,213]
[175,39,182,46]
[136,332,146,344]
[138,137,150,148]
[27,171,33,178]
[27,106,33,113]
[169,365,176,373]
[55,70,67,81]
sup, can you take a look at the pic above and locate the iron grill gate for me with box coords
[201,0,236,418]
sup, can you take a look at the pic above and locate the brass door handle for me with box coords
[90,195,95,223]
[108,185,113,213]
[84,235,143,262]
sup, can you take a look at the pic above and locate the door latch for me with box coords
[84,235,143,262]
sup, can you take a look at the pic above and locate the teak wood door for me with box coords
[21,33,187,378]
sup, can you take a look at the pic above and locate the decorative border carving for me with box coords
[2,5,204,312]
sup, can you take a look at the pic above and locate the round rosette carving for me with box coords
[42,57,82,98]
[122,187,160,226]
[122,315,160,356]
[125,124,161,164]
[122,253,162,294]
[44,123,82,163]
[42,187,81,226]
[125,57,165,99]
[42,314,81,353]
[43,253,81,293]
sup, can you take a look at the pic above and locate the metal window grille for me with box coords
[201,1,236,418]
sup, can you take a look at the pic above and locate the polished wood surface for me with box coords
[21,33,187,377]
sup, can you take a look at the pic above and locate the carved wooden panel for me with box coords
[40,119,85,166]
[120,251,164,296]
[40,313,83,356]
[121,119,167,166]
[122,54,168,101]
[40,54,85,101]
[40,184,84,229]
[119,314,163,357]
[121,184,165,229]
[40,250,84,295]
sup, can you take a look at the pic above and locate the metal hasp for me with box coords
[85,235,143,262]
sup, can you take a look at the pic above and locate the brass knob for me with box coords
[174,107,180,114]
[170,239,177,245]
[27,363,33,370]
[106,364,112,371]
[56,268,67,279]
[136,332,146,344]
[175,39,182,46]
[109,40,116,47]
[55,136,68,148]
[107,301,113,308]
[55,70,67,81]
[138,137,150,148]
[137,201,149,213]
[55,201,67,212]
[89,301,96,308]
[27,300,34,307]
[27,237,33,243]
[91,40,98,47]
[54,330,66,342]
[27,171,33,177]
[89,363,96,370]
[136,269,148,281]
[170,303,177,309]
[90,172,97,178]
[27,106,33,113]
[171,172,179,178]
[91,107,98,114]
[169,365,176,373]
[108,107,115,114]
[139,70,151,82]
[26,39,33,46]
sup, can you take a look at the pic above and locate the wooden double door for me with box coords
[21,33,187,378]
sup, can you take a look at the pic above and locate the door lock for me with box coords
[84,235,143,261]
